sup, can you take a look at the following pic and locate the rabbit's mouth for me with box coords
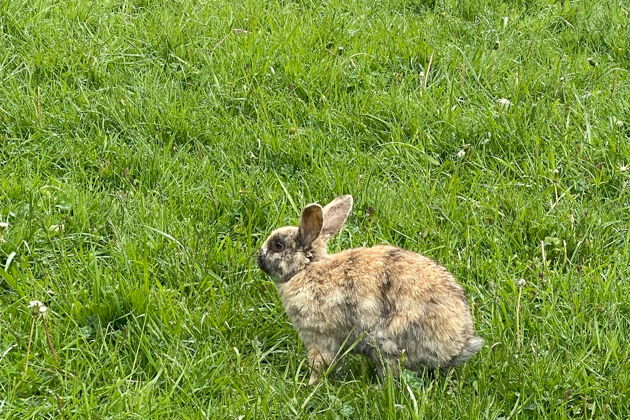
[256,251,271,275]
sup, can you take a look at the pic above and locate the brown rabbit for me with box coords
[257,195,483,384]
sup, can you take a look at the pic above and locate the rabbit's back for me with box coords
[279,245,478,369]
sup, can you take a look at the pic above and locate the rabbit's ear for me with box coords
[298,204,323,248]
[321,195,353,240]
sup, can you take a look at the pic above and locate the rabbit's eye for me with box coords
[271,240,285,252]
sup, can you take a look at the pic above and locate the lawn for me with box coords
[1,0,629,418]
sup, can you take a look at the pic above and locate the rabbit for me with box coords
[256,195,483,384]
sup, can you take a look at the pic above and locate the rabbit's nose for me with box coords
[256,251,267,272]
[256,252,273,276]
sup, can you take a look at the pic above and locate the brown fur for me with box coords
[257,195,483,384]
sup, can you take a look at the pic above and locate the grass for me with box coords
[0,0,628,417]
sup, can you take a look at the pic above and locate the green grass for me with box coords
[1,0,629,417]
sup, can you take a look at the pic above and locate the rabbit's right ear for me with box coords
[298,204,323,248]
[321,195,353,241]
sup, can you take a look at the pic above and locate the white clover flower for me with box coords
[456,149,466,159]
[0,222,6,244]
[496,98,512,107]
[29,300,48,317]
[517,278,526,287]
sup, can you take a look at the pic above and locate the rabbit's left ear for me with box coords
[321,195,353,241]
[298,204,323,248]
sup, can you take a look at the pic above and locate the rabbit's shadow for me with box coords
[328,354,439,386]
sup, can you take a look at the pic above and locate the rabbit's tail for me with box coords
[451,336,484,366]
